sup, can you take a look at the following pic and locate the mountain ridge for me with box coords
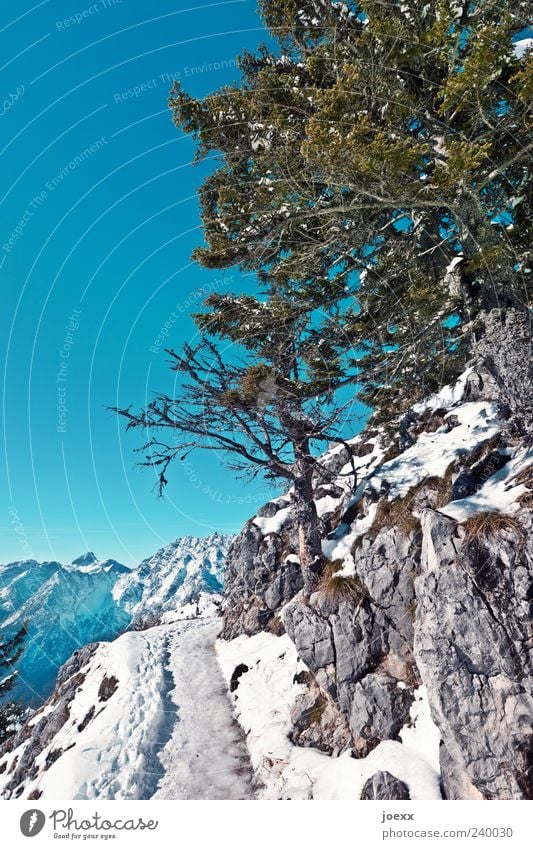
[0,533,232,705]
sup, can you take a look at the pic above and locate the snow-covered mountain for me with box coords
[113,533,231,626]
[0,534,231,705]
[0,555,132,704]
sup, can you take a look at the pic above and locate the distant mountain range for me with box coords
[113,534,229,627]
[0,534,231,704]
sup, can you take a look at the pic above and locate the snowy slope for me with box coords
[241,368,530,568]
[0,620,255,801]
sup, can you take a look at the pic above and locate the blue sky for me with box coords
[0,0,366,567]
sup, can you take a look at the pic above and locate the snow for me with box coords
[370,400,501,500]
[323,502,377,560]
[113,533,230,626]
[412,367,473,413]
[315,493,341,518]
[399,685,441,776]
[217,632,441,800]
[0,558,132,705]
[1,620,255,801]
[1,629,159,799]
[2,366,526,801]
[27,702,55,726]
[255,370,504,567]
[217,631,303,796]
[335,439,384,487]
[445,254,463,274]
[0,534,231,705]
[441,445,533,522]
[153,620,254,799]
[323,396,502,561]
[513,38,533,59]
[253,505,291,534]
[158,590,222,623]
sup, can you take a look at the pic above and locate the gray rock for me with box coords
[221,353,532,799]
[451,443,507,501]
[283,590,415,752]
[361,771,410,800]
[282,597,335,678]
[353,525,420,644]
[414,509,533,799]
[349,672,414,756]
[330,600,390,710]
[439,741,483,800]
[290,672,351,755]
[221,519,303,639]
[470,309,533,433]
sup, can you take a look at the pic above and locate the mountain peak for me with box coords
[71,552,98,566]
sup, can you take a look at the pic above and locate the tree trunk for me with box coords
[417,211,450,284]
[456,193,520,311]
[471,307,533,433]
[293,460,324,595]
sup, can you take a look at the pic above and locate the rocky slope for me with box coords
[218,364,533,800]
[1,368,530,800]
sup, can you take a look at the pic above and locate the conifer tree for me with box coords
[169,0,531,416]
[118,1,531,588]
[0,624,27,697]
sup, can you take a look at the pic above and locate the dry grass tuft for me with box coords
[267,614,285,636]
[462,511,525,544]
[422,470,454,508]
[318,572,368,604]
[370,493,421,536]
[320,559,345,580]
[351,534,365,556]
[307,696,328,725]
[370,463,457,539]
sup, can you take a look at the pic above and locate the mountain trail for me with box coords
[152,619,256,799]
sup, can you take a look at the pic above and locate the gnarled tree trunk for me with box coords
[293,456,324,594]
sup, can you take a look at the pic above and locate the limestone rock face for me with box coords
[289,672,352,755]
[221,516,303,639]
[221,365,533,799]
[471,309,533,433]
[414,509,533,800]
[282,546,418,757]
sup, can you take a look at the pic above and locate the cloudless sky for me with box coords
[0,0,365,567]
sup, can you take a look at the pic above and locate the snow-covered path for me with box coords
[2,618,257,800]
[152,619,255,799]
